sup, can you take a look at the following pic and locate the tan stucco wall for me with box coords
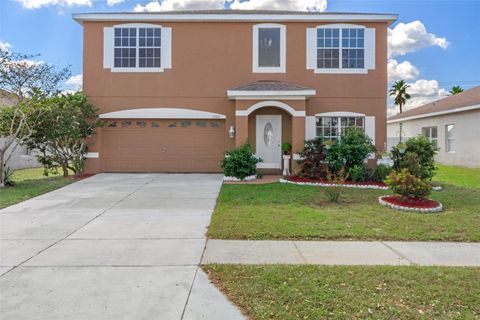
[387,110,480,168]
[82,20,389,172]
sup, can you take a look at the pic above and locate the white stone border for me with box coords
[223,175,256,182]
[378,196,443,213]
[280,178,388,190]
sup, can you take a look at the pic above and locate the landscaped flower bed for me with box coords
[281,176,388,190]
[379,195,443,213]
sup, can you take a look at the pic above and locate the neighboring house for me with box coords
[0,89,41,170]
[387,86,480,168]
[73,10,397,173]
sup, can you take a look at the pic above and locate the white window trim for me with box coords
[445,124,456,153]
[307,23,374,74]
[421,126,438,147]
[108,23,169,73]
[253,23,286,73]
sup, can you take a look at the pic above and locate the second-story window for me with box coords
[104,24,172,72]
[139,28,161,68]
[317,27,364,70]
[114,28,137,68]
[253,24,286,73]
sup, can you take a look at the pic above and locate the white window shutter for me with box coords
[365,28,375,70]
[305,116,317,140]
[306,28,317,70]
[365,116,376,144]
[162,27,172,69]
[103,27,114,69]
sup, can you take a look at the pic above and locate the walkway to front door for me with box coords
[0,174,244,320]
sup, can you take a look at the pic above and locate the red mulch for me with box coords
[382,196,440,209]
[287,176,387,187]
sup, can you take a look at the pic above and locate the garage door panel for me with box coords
[101,119,225,172]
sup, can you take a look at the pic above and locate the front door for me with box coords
[256,115,282,169]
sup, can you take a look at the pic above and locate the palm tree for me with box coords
[389,80,411,114]
[449,86,464,95]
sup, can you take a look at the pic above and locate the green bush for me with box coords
[221,143,261,180]
[385,169,432,199]
[372,164,392,182]
[391,136,438,180]
[326,127,376,172]
[348,164,366,182]
[297,137,327,179]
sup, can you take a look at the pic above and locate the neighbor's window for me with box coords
[253,24,285,73]
[446,124,455,152]
[421,126,438,148]
[114,26,161,69]
[317,27,364,69]
[316,116,364,143]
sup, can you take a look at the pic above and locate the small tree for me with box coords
[0,49,70,187]
[326,128,376,172]
[297,137,326,179]
[391,136,438,180]
[25,92,101,177]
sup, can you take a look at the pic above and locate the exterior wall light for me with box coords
[228,126,235,138]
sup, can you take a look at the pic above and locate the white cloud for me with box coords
[16,0,92,9]
[107,0,124,5]
[229,0,327,11]
[64,74,83,92]
[134,0,224,12]
[388,59,419,82]
[388,20,448,57]
[0,41,12,52]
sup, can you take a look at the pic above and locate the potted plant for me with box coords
[282,142,292,156]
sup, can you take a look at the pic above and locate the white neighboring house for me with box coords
[0,89,41,170]
[387,86,480,168]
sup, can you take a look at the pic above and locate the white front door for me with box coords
[256,115,282,169]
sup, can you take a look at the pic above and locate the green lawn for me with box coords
[204,265,480,320]
[435,165,480,190]
[0,167,73,209]
[208,166,480,242]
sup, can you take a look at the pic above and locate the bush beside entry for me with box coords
[221,143,261,180]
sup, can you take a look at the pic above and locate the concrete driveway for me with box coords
[0,174,244,320]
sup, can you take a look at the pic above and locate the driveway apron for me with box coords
[0,173,244,320]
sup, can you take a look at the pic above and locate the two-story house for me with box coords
[73,10,397,173]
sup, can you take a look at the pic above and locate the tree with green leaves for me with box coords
[389,80,411,114]
[0,48,70,187]
[24,92,102,177]
[449,85,464,95]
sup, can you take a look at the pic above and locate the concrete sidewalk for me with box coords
[203,240,480,266]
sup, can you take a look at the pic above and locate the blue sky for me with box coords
[0,0,479,113]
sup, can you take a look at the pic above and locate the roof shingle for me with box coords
[230,80,314,91]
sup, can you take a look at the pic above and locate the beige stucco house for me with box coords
[73,10,397,173]
[387,86,480,168]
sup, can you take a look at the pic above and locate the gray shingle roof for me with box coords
[230,80,314,91]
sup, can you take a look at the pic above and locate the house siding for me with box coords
[387,110,480,168]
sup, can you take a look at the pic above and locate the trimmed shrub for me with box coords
[297,137,327,179]
[372,164,392,182]
[348,164,367,182]
[385,169,432,199]
[221,143,261,180]
[326,127,376,172]
[391,136,438,180]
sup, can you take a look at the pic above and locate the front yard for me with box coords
[0,168,73,209]
[204,264,480,320]
[208,165,480,241]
